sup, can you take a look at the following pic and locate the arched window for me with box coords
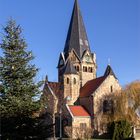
[67,77,69,84]
[74,65,79,72]
[83,66,87,72]
[85,67,87,72]
[83,66,85,72]
[91,67,93,73]
[88,67,93,73]
[74,78,76,84]
[103,100,113,114]
[88,67,91,72]
[77,66,79,71]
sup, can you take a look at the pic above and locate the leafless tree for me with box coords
[96,80,140,132]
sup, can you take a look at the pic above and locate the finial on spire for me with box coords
[75,0,78,4]
[108,58,111,66]
[45,75,48,83]
[74,0,79,8]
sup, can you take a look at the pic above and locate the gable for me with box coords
[94,75,121,97]
[68,49,81,63]
[82,50,93,63]
[104,65,117,79]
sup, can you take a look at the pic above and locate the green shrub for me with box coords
[108,120,132,140]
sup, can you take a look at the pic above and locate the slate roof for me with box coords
[79,76,106,97]
[64,0,91,60]
[68,105,90,117]
[64,60,77,74]
[104,65,117,79]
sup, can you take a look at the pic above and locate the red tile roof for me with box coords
[68,105,90,117]
[48,82,61,95]
[79,76,106,98]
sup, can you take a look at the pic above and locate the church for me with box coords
[42,0,121,138]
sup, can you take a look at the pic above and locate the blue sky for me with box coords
[0,0,140,86]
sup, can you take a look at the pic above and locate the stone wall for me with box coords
[81,69,96,86]
[63,74,80,105]
[72,117,91,139]
[73,117,91,127]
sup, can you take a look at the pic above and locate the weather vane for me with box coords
[108,58,111,66]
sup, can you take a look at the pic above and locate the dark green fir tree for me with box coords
[0,19,43,118]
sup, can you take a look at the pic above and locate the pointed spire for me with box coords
[104,65,117,79]
[64,0,91,60]
[75,0,78,5]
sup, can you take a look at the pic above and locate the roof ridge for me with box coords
[48,81,60,84]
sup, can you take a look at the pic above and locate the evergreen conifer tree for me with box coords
[0,19,42,117]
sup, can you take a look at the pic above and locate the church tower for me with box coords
[63,60,80,105]
[58,0,97,88]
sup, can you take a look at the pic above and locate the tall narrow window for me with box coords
[74,78,76,84]
[88,67,91,72]
[103,100,109,113]
[88,67,93,73]
[91,67,93,73]
[85,67,87,72]
[77,66,79,71]
[83,66,85,72]
[110,86,113,92]
[75,65,79,72]
[67,78,69,84]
